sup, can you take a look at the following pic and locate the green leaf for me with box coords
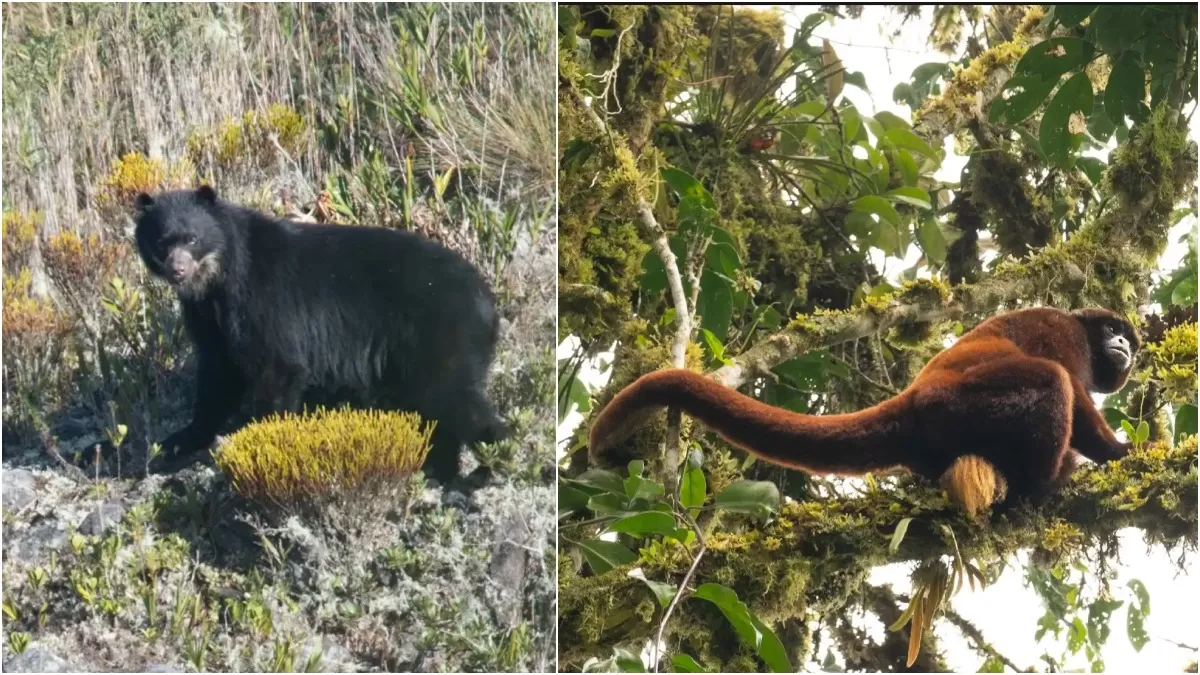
[588,493,632,515]
[705,227,741,276]
[559,485,593,514]
[1105,51,1148,126]
[750,615,791,673]
[574,469,627,495]
[874,111,912,131]
[1172,276,1198,307]
[609,511,678,537]
[700,328,728,364]
[1090,6,1143,55]
[671,654,708,673]
[713,480,780,515]
[1104,407,1132,431]
[871,221,901,257]
[884,186,932,209]
[692,583,792,672]
[1053,5,1097,28]
[881,128,939,161]
[636,575,678,609]
[590,28,616,38]
[1127,579,1150,615]
[660,167,716,210]
[693,583,759,644]
[1174,405,1197,444]
[917,218,947,265]
[1135,420,1150,443]
[628,460,645,478]
[624,475,666,501]
[1039,71,1094,168]
[578,539,637,574]
[894,150,919,187]
[852,195,902,226]
[990,74,1060,125]
[1013,37,1095,81]
[1076,157,1106,185]
[680,466,707,509]
[698,268,734,342]
[889,517,913,554]
[1126,604,1149,652]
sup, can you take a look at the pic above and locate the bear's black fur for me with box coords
[134,185,506,483]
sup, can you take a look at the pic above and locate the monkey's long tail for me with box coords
[588,369,912,476]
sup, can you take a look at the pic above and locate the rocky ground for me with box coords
[1,221,558,672]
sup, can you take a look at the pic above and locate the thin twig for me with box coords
[651,543,708,674]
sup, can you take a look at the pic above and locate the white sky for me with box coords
[559,5,1198,672]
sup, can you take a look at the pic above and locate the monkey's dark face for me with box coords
[1074,309,1141,393]
[134,187,227,301]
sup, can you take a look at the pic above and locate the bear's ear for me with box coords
[196,185,218,204]
[134,193,155,212]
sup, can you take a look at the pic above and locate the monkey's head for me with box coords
[1072,308,1141,393]
[134,185,228,300]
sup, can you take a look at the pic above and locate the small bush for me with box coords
[1148,322,1198,406]
[2,210,42,270]
[96,152,195,219]
[2,270,74,437]
[214,407,435,513]
[186,103,309,175]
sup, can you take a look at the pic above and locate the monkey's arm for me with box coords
[1068,379,1129,463]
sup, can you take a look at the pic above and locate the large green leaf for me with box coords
[697,268,734,342]
[1175,405,1197,444]
[1089,6,1144,55]
[989,74,1060,125]
[671,654,708,673]
[713,480,780,516]
[881,128,940,162]
[1053,4,1097,28]
[1013,37,1095,81]
[1040,71,1094,168]
[573,469,627,495]
[885,186,932,209]
[1104,50,1148,126]
[559,485,592,514]
[917,218,947,265]
[852,195,901,225]
[680,466,707,509]
[609,511,678,537]
[661,167,716,210]
[578,539,638,574]
[692,584,792,672]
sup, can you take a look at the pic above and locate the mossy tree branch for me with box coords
[560,439,1197,670]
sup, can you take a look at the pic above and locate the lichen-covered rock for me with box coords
[6,520,67,565]
[3,468,37,512]
[3,647,72,673]
[78,502,126,535]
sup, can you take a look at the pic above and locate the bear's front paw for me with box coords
[153,425,216,472]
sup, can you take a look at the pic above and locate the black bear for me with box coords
[133,185,506,484]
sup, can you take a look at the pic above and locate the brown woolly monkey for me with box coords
[588,307,1141,514]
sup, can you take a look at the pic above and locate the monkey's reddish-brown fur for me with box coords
[589,307,1140,510]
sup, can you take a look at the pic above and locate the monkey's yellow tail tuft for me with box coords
[940,455,1006,517]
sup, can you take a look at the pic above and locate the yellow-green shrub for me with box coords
[214,407,435,511]
[2,210,42,270]
[1147,322,1198,406]
[96,152,195,218]
[186,103,309,173]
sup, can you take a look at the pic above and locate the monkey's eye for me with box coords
[1102,322,1115,336]
[185,235,198,246]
